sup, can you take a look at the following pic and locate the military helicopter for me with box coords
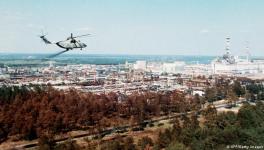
[40,32,90,50]
[39,32,90,57]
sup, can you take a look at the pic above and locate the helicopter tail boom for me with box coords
[40,36,52,44]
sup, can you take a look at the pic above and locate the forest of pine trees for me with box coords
[154,102,264,150]
[0,85,194,143]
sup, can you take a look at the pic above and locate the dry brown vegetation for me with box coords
[0,85,198,144]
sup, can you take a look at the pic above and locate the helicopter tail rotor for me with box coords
[38,30,48,38]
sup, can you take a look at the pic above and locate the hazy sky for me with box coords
[0,0,264,56]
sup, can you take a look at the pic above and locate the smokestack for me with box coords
[225,36,231,55]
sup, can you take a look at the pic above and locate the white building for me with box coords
[134,60,147,70]
[162,61,186,74]
[212,59,264,75]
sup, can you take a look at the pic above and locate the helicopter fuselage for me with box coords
[56,40,87,50]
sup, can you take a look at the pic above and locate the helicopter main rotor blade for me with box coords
[72,34,91,38]
[47,49,69,58]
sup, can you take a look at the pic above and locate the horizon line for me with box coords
[0,52,264,57]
